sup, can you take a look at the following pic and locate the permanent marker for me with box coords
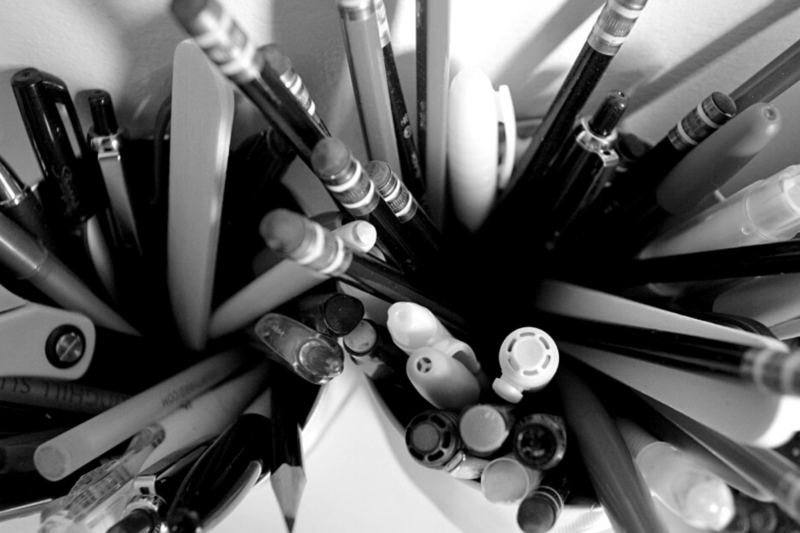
[11,67,117,298]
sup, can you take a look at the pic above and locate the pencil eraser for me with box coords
[171,0,213,25]
[311,138,351,176]
[259,209,305,255]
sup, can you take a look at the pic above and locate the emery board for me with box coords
[535,279,799,447]
[167,39,235,351]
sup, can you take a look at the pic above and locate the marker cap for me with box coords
[405,410,462,469]
[493,328,559,403]
[480,456,543,505]
[511,414,567,471]
[459,404,514,456]
[406,347,480,411]
[517,488,562,533]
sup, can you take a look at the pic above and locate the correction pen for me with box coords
[617,418,735,531]
[406,347,480,411]
[494,327,559,403]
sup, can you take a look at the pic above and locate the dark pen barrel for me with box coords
[87,90,118,136]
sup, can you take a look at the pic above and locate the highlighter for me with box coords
[640,164,800,259]
[250,312,344,384]
[406,346,481,411]
[616,418,735,531]
[447,66,515,232]
[493,327,559,403]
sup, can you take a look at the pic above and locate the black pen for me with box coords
[164,387,272,533]
[259,208,469,336]
[560,92,737,257]
[477,0,648,251]
[541,90,627,253]
[11,68,118,299]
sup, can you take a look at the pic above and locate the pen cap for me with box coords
[493,328,559,403]
[405,410,463,470]
[252,313,344,384]
[511,414,568,471]
[459,404,515,457]
[406,347,481,411]
[743,164,800,240]
[480,455,543,505]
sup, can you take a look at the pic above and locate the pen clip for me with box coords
[0,283,95,380]
[495,85,516,191]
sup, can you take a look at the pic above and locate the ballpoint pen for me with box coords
[11,67,119,300]
[0,154,57,254]
[0,210,137,336]
[541,90,627,252]
[86,89,143,261]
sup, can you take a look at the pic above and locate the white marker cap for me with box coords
[493,328,559,403]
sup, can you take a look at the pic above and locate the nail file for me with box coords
[167,39,235,351]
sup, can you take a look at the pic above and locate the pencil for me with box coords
[337,0,402,181]
[417,0,451,227]
[479,0,648,249]
[375,0,426,205]
[730,36,800,112]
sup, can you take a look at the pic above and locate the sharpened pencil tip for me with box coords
[284,516,295,532]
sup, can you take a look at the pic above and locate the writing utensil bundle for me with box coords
[3,0,800,532]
